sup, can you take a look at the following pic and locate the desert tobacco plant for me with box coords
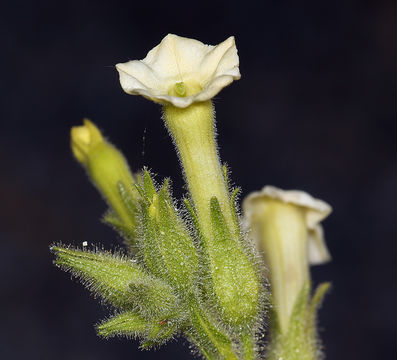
[52,34,331,360]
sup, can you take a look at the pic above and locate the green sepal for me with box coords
[188,303,239,360]
[221,164,240,236]
[134,183,149,204]
[208,197,260,327]
[97,311,178,347]
[307,282,331,353]
[97,311,148,338]
[267,282,330,360]
[143,169,157,201]
[102,211,137,252]
[99,177,139,251]
[141,319,179,349]
[117,181,138,218]
[183,197,203,240]
[128,279,181,320]
[222,163,230,192]
[138,173,199,292]
[137,180,167,279]
[310,282,331,314]
[51,246,152,310]
[230,187,241,236]
[210,196,232,242]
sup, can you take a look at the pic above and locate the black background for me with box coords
[1,1,396,359]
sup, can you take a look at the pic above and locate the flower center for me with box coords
[174,82,186,97]
[169,81,202,97]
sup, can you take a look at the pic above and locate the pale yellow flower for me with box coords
[243,185,332,265]
[243,186,332,333]
[116,34,240,108]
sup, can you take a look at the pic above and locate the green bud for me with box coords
[138,171,199,292]
[52,246,142,309]
[97,311,148,338]
[97,311,177,346]
[208,197,260,327]
[70,119,139,248]
[51,246,179,316]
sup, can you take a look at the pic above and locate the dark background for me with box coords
[1,0,396,359]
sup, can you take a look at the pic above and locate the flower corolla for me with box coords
[243,186,332,265]
[116,34,240,108]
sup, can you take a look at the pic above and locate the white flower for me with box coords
[243,186,332,333]
[116,34,240,108]
[243,185,332,265]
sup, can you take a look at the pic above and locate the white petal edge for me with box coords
[308,225,332,265]
[116,34,240,108]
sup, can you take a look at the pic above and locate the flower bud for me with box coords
[70,119,138,245]
[137,171,199,293]
[208,196,261,327]
[97,311,178,347]
[71,118,103,165]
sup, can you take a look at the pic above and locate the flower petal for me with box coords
[246,186,332,229]
[308,225,332,265]
[116,34,241,108]
[144,34,210,79]
[243,185,332,266]
[199,36,240,85]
